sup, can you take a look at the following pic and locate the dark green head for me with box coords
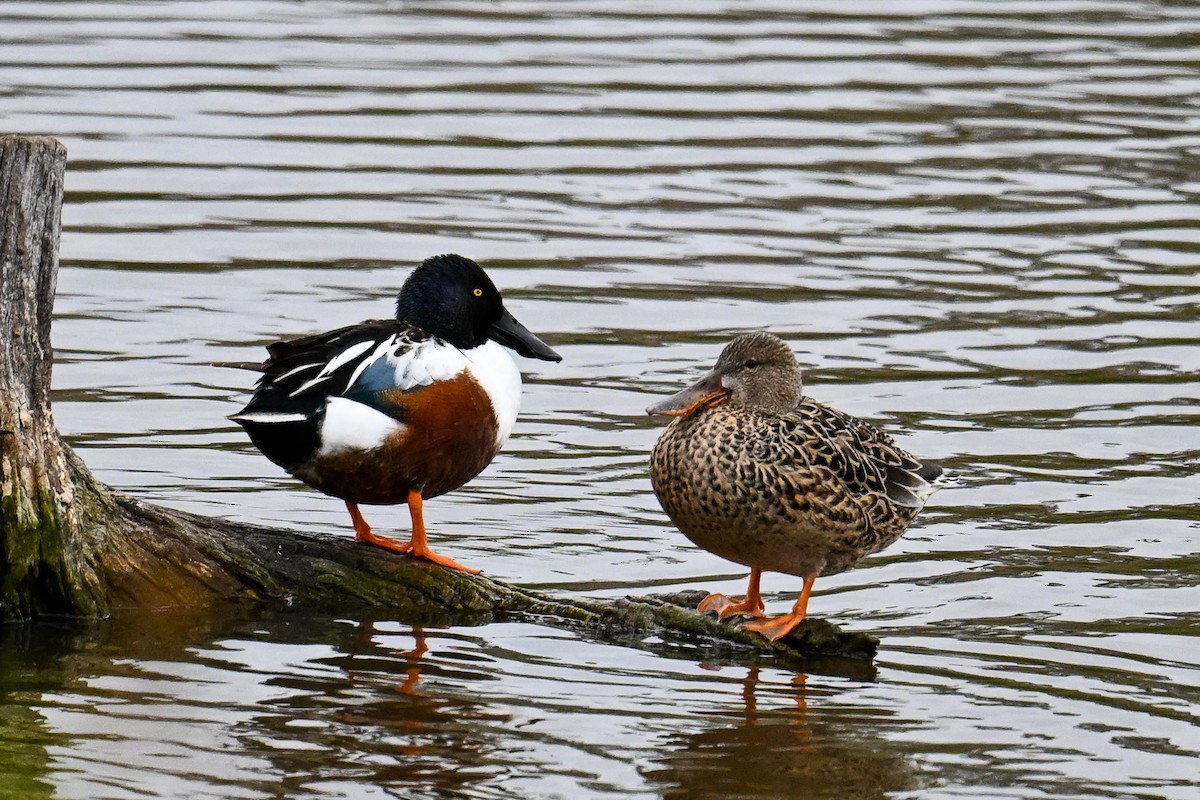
[396,254,561,361]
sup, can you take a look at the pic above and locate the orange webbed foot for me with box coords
[742,575,816,642]
[698,592,767,621]
[399,539,482,575]
[356,528,481,574]
[743,611,807,642]
[355,528,413,554]
[345,500,481,574]
[698,569,767,621]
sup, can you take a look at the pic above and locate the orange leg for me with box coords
[399,632,428,695]
[401,490,481,574]
[345,493,481,574]
[743,575,816,642]
[347,500,408,551]
[698,568,767,620]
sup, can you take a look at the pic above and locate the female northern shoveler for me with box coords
[648,332,943,641]
[225,253,561,574]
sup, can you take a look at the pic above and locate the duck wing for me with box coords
[775,400,944,510]
[232,319,472,421]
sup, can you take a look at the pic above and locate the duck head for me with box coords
[397,254,561,361]
[647,331,803,417]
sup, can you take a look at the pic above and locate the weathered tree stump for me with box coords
[0,134,877,666]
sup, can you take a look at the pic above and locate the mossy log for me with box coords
[0,134,877,667]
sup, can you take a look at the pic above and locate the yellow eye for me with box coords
[473,288,483,297]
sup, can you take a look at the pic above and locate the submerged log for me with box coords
[0,135,876,666]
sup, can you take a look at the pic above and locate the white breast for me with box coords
[463,339,522,448]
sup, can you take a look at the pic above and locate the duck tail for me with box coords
[914,459,956,502]
[884,457,951,507]
[210,361,265,372]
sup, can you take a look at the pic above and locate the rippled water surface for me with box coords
[2,1,1198,798]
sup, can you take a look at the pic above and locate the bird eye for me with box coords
[472,288,483,297]
[745,359,760,369]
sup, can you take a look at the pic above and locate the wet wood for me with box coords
[0,134,876,665]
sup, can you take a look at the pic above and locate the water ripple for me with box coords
[2,1,1197,798]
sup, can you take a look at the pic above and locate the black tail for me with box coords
[211,361,265,372]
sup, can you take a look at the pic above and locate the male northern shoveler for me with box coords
[647,332,944,641]
[224,253,561,574]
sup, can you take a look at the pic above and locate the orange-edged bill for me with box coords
[646,369,731,418]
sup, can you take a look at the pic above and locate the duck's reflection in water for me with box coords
[392,626,428,695]
[646,664,919,800]
[246,619,509,796]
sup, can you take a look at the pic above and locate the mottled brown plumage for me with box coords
[648,332,944,640]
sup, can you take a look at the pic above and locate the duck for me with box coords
[647,331,944,641]
[222,253,561,574]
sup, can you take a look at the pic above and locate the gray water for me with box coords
[1,1,1197,798]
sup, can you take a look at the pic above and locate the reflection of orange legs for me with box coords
[346,492,480,574]
[744,575,816,641]
[399,632,428,695]
[699,568,767,620]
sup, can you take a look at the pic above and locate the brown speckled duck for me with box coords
[648,332,944,641]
